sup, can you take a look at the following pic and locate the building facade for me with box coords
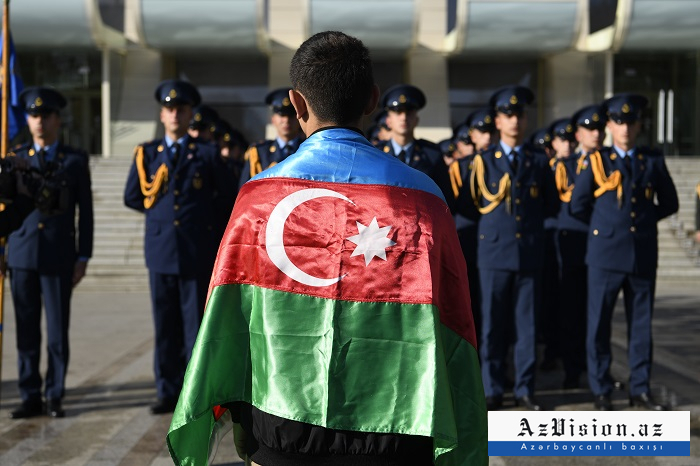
[9,0,700,156]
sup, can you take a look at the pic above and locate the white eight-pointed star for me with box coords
[346,217,397,266]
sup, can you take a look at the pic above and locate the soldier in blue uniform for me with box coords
[209,118,245,236]
[368,110,391,146]
[210,118,248,171]
[541,119,574,380]
[238,88,304,188]
[551,105,604,389]
[374,84,441,176]
[470,85,559,410]
[188,104,220,142]
[446,109,496,348]
[3,87,94,419]
[570,93,678,410]
[529,127,553,156]
[124,79,236,414]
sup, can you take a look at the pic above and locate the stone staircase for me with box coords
[657,156,700,287]
[79,155,147,292]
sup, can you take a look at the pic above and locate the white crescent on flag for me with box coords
[265,188,354,287]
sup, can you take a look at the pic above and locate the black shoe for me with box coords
[515,395,542,411]
[150,398,177,415]
[594,394,612,411]
[563,374,580,390]
[46,399,65,418]
[9,400,44,419]
[629,393,666,411]
[613,380,626,391]
[485,396,503,411]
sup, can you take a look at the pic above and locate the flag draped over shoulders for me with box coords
[167,128,487,466]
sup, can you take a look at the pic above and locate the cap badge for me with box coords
[510,95,518,105]
[622,103,630,113]
[592,113,599,121]
[399,94,407,104]
[545,134,551,142]
[484,115,492,124]
[34,97,43,107]
[169,89,178,99]
[224,134,231,142]
[282,97,290,106]
[194,113,202,121]
[566,124,573,133]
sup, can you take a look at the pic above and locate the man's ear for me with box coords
[289,89,308,121]
[363,84,380,116]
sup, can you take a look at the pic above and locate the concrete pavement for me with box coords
[0,284,698,465]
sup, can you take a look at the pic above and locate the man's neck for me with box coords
[33,136,57,148]
[614,141,635,153]
[301,115,363,138]
[391,133,414,147]
[166,129,187,142]
[499,134,522,150]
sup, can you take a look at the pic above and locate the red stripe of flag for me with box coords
[212,177,476,347]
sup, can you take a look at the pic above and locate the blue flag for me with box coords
[0,33,25,141]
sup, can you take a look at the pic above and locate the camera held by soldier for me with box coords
[0,154,69,220]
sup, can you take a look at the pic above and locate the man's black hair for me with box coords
[289,31,374,126]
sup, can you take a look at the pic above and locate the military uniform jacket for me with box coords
[550,154,590,268]
[375,138,442,176]
[7,143,94,274]
[553,154,589,233]
[569,146,678,277]
[450,153,485,231]
[238,138,302,188]
[124,137,232,277]
[471,143,559,271]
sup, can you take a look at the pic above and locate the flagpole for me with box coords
[0,0,11,406]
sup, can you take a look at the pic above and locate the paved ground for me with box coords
[0,284,698,465]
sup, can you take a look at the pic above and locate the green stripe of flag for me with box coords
[168,284,486,465]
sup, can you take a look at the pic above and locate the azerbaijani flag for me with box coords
[167,128,487,465]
